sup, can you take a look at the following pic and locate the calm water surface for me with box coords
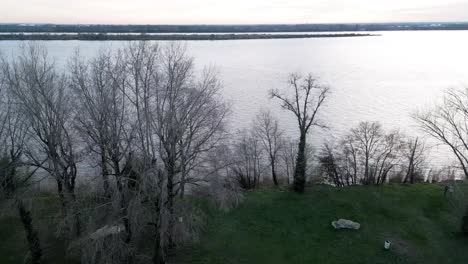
[1,31,467,169]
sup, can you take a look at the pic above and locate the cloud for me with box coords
[392,2,468,22]
[1,0,468,24]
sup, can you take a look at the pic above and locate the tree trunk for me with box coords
[403,164,414,184]
[56,179,66,216]
[179,182,185,199]
[404,139,417,184]
[179,150,187,198]
[152,207,166,264]
[293,132,307,193]
[152,230,166,264]
[166,157,176,247]
[271,160,278,186]
[179,161,186,198]
[364,155,369,185]
[65,189,81,237]
[116,177,132,243]
[56,172,81,237]
[153,170,166,264]
[115,159,133,243]
[100,147,110,197]
[333,165,342,187]
[17,199,43,264]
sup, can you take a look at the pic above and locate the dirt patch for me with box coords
[393,238,418,258]
[382,235,420,259]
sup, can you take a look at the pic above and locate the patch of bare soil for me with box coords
[383,234,420,260]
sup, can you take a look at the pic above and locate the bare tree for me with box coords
[203,143,244,211]
[122,41,166,262]
[413,87,468,236]
[0,42,231,264]
[231,129,264,189]
[373,130,403,184]
[318,143,345,186]
[70,50,133,197]
[350,122,403,185]
[1,43,81,237]
[175,67,229,198]
[350,122,384,185]
[280,138,297,185]
[0,64,44,264]
[123,42,229,263]
[153,43,193,222]
[414,87,468,179]
[148,43,229,250]
[341,135,359,185]
[70,49,137,245]
[402,137,426,184]
[254,110,284,186]
[318,122,403,186]
[270,73,330,193]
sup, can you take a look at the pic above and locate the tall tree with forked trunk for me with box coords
[270,73,330,193]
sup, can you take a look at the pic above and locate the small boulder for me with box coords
[331,219,360,230]
[89,224,125,240]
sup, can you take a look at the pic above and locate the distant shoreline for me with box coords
[2,22,468,34]
[0,33,378,41]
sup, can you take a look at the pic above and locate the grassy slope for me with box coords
[184,184,468,264]
[1,184,466,264]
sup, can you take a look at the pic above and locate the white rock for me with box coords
[331,219,361,230]
[89,224,125,240]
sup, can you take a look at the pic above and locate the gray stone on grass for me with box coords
[89,224,125,240]
[331,219,361,230]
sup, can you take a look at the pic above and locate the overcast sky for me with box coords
[2,0,468,24]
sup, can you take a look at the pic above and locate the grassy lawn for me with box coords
[182,184,468,264]
[1,184,467,264]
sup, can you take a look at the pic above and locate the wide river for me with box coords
[1,31,467,171]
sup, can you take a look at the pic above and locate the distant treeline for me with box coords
[0,33,375,41]
[1,22,468,33]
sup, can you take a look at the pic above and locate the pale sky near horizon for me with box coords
[2,0,468,24]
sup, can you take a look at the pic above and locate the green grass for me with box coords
[1,184,467,264]
[182,184,468,264]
